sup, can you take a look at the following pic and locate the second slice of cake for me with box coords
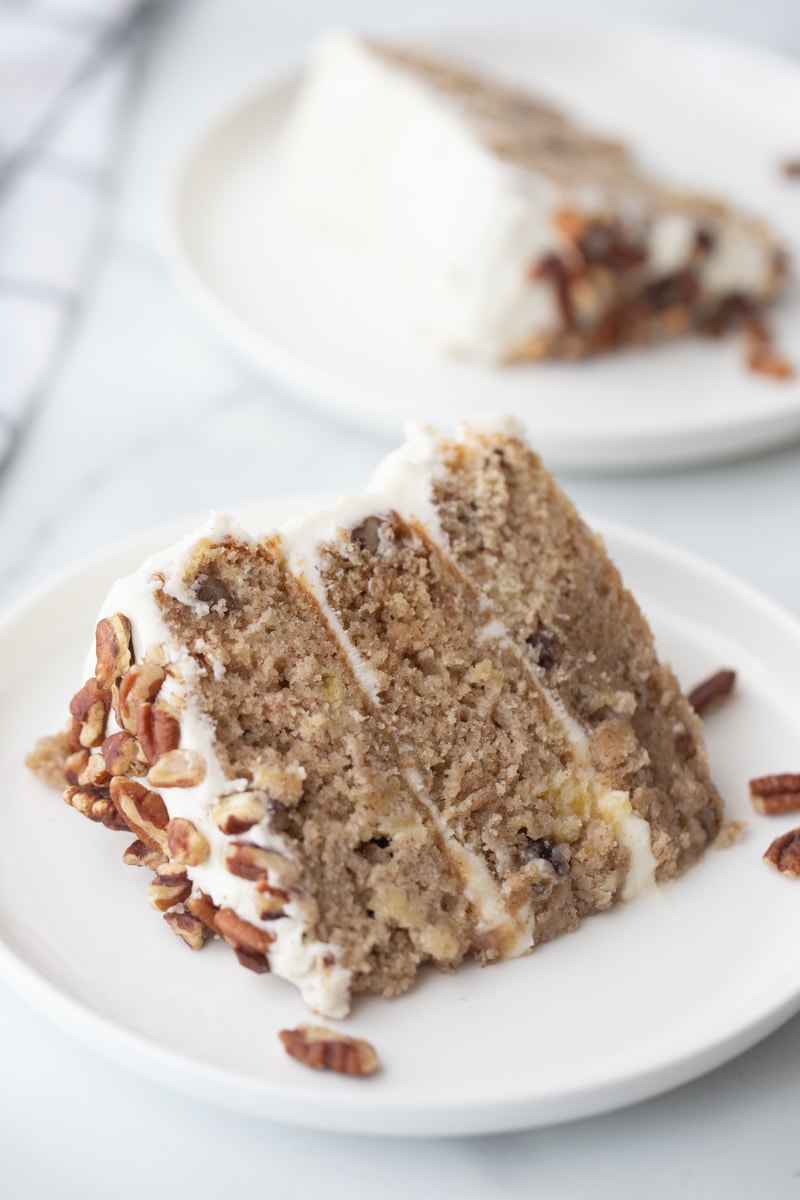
[281,32,786,362]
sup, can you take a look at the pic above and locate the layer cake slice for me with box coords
[281,32,787,361]
[42,419,722,1016]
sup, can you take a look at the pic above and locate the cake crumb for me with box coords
[715,819,746,850]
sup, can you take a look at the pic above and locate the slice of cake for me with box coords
[39,419,722,1017]
[281,31,787,361]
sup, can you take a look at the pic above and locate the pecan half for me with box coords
[95,614,132,687]
[213,791,267,835]
[109,777,169,850]
[167,817,210,866]
[214,907,274,956]
[115,662,166,733]
[64,784,129,831]
[764,828,800,877]
[225,843,300,887]
[69,678,111,748]
[687,668,736,715]
[137,704,180,765]
[185,891,220,932]
[122,838,167,869]
[148,862,192,911]
[163,908,213,951]
[77,753,111,789]
[102,730,146,777]
[750,774,800,815]
[148,749,206,789]
[278,1026,379,1076]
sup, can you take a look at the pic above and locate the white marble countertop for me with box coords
[3,0,800,1195]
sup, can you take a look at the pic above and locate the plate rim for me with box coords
[4,499,800,1136]
[163,21,800,472]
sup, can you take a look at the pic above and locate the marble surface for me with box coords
[3,0,800,1195]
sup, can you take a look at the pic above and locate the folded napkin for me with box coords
[0,0,159,472]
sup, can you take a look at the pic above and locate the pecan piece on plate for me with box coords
[749,774,800,815]
[763,828,800,877]
[687,668,736,715]
[278,1026,379,1076]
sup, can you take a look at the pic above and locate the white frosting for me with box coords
[282,32,776,359]
[281,32,561,359]
[92,419,659,1015]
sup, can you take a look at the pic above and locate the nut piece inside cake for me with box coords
[36,418,723,1017]
[281,31,787,362]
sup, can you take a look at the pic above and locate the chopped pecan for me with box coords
[148,749,206,789]
[109,777,169,850]
[214,907,275,955]
[166,817,210,866]
[763,828,800,877]
[529,253,574,331]
[225,843,300,887]
[749,774,800,815]
[186,891,221,933]
[69,678,111,748]
[137,704,180,765]
[278,1026,379,1076]
[102,730,145,777]
[525,630,560,670]
[77,753,111,789]
[194,576,235,613]
[25,730,72,788]
[64,784,129,831]
[148,862,192,911]
[255,881,289,920]
[115,662,166,733]
[67,717,84,754]
[746,342,795,381]
[251,761,305,807]
[95,614,133,687]
[64,748,90,785]
[122,838,167,869]
[213,791,267,835]
[687,668,736,715]
[163,908,213,950]
[233,948,270,974]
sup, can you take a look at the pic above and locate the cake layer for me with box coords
[282,31,786,361]
[47,419,723,1018]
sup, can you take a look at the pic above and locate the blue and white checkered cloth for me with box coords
[0,0,159,471]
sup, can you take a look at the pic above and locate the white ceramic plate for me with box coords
[167,25,800,471]
[4,498,800,1136]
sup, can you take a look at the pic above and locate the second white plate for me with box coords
[3,501,800,1135]
[168,24,800,470]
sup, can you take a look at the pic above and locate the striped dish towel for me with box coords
[0,0,159,472]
